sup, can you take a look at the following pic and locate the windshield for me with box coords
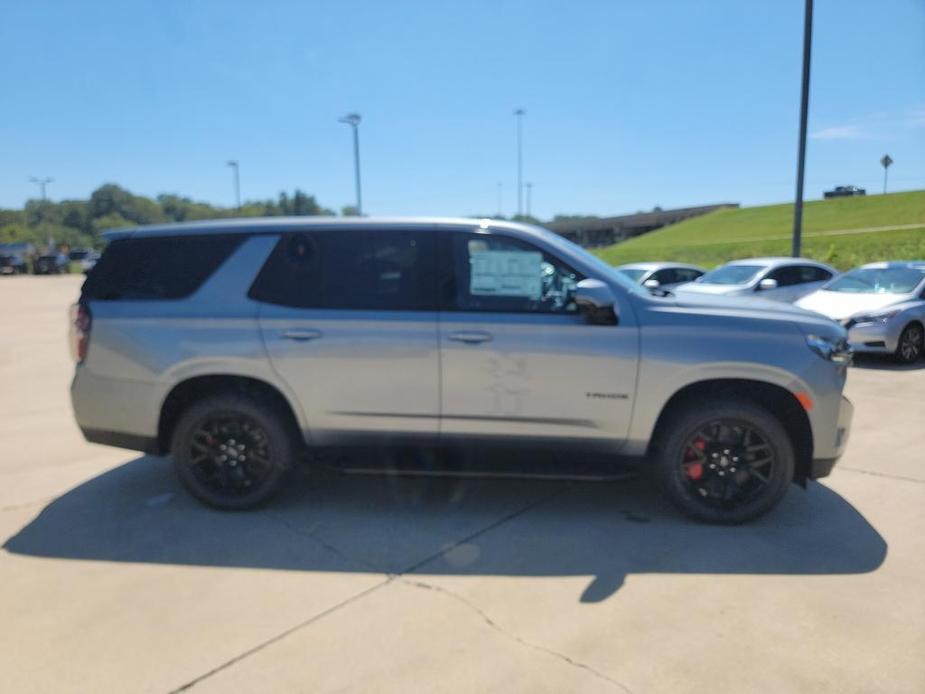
[616,268,647,282]
[699,264,764,285]
[826,268,925,294]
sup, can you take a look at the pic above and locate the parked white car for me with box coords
[796,261,925,363]
[614,262,705,290]
[677,257,836,303]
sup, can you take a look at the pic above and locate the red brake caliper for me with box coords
[685,438,706,480]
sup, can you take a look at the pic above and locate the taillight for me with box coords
[69,303,92,363]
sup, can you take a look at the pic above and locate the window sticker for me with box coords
[469,250,543,298]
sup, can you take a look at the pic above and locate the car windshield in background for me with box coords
[617,268,647,282]
[826,268,925,294]
[699,264,764,285]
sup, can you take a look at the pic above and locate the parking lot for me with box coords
[0,274,922,693]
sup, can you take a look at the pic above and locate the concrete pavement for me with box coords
[0,275,922,693]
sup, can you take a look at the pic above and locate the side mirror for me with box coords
[574,279,618,325]
[642,278,660,289]
[758,278,778,291]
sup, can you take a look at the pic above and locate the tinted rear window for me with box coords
[82,234,244,300]
[249,229,436,310]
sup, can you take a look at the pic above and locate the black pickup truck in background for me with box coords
[824,185,866,199]
[0,254,28,275]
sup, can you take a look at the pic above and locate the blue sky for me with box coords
[1,0,923,219]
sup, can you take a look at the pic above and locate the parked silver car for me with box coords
[70,218,853,523]
[615,262,705,289]
[796,261,925,363]
[677,257,836,303]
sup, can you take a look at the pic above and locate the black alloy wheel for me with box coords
[172,393,294,509]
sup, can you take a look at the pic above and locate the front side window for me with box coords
[652,268,679,285]
[249,229,436,310]
[767,266,803,287]
[447,233,582,313]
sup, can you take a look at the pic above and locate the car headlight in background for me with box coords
[851,310,899,325]
[806,334,853,364]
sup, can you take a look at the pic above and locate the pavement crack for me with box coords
[170,488,565,692]
[168,576,396,693]
[401,486,565,575]
[402,577,633,694]
[263,510,382,572]
[838,466,925,485]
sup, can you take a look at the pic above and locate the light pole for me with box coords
[526,182,533,218]
[791,0,813,258]
[497,181,503,217]
[28,176,53,201]
[226,160,241,210]
[514,108,525,217]
[338,113,363,215]
[880,154,893,194]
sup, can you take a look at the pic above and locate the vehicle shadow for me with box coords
[3,454,887,602]
[851,354,925,371]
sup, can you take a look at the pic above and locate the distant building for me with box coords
[544,203,739,247]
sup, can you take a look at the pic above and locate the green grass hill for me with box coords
[593,190,925,270]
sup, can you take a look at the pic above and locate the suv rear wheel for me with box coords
[171,393,295,509]
[653,398,794,524]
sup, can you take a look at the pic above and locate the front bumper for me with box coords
[809,394,853,479]
[846,321,898,354]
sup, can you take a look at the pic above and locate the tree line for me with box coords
[0,184,344,250]
[0,182,608,251]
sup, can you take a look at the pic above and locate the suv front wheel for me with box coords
[895,322,923,364]
[171,393,295,509]
[654,398,795,524]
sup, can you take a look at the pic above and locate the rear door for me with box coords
[437,228,638,447]
[253,228,440,445]
[792,265,834,301]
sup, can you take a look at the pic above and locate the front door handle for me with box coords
[448,330,493,344]
[281,329,323,341]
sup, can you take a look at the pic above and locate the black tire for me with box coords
[895,322,923,364]
[171,393,295,510]
[653,398,795,524]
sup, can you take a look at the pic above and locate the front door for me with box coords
[253,228,440,445]
[437,229,638,447]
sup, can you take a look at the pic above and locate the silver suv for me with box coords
[70,218,854,523]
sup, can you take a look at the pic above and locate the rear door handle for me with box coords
[280,329,323,341]
[447,330,493,344]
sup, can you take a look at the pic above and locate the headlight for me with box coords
[806,334,853,364]
[852,310,899,324]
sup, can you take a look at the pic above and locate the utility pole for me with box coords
[226,160,241,210]
[880,154,893,194]
[526,182,533,218]
[514,108,525,217]
[28,176,53,201]
[338,113,363,215]
[791,0,813,258]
